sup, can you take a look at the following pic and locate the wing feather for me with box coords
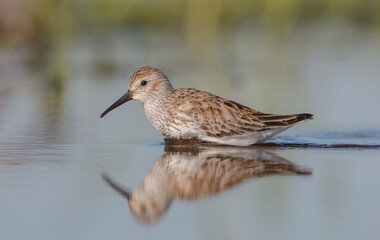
[173,89,313,138]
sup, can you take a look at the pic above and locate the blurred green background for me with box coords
[1,0,379,68]
[1,0,380,47]
[1,0,380,128]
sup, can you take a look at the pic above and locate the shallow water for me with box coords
[1,24,380,240]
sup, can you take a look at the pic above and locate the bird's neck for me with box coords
[143,91,173,137]
[143,89,173,109]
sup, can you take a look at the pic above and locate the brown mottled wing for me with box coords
[174,89,313,138]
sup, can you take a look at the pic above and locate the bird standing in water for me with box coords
[100,66,313,146]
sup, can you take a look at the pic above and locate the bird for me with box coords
[100,66,313,146]
[102,145,312,223]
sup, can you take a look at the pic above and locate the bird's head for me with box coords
[100,66,173,118]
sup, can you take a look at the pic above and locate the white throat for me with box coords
[143,95,169,137]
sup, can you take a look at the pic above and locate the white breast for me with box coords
[144,99,204,139]
[144,99,169,136]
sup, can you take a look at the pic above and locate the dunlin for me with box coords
[100,66,313,146]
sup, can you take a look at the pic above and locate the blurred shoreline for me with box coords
[1,0,380,48]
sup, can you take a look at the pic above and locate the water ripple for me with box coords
[165,130,380,150]
[263,130,380,150]
[257,142,380,150]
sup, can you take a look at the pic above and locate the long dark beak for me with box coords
[101,173,131,201]
[100,90,132,118]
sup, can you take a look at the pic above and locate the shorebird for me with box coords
[100,66,313,146]
[102,145,311,223]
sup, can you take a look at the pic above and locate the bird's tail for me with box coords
[256,113,313,129]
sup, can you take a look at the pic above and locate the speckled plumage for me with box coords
[100,66,313,146]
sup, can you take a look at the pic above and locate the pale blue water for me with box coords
[1,24,380,240]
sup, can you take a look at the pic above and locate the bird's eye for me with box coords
[141,80,147,86]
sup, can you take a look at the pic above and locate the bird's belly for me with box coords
[200,127,290,146]
[152,115,199,139]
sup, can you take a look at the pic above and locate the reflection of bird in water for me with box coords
[102,142,311,224]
